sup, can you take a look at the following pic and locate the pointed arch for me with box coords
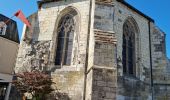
[122,17,140,76]
[123,16,140,34]
[54,7,80,66]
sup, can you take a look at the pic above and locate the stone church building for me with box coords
[15,0,170,99]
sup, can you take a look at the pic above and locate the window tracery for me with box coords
[55,11,77,65]
[122,19,137,75]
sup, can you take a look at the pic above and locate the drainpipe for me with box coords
[83,0,93,100]
[148,21,154,100]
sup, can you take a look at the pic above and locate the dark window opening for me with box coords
[122,20,136,76]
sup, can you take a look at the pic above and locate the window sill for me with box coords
[122,74,139,80]
[50,64,84,72]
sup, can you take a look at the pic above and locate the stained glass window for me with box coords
[122,19,136,75]
[55,11,77,65]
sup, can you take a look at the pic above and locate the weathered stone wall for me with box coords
[94,30,116,67]
[150,23,170,83]
[15,0,91,100]
[114,0,151,82]
[93,2,116,67]
[85,69,93,100]
[15,13,51,73]
[117,76,151,99]
[94,3,114,32]
[14,0,170,100]
[92,67,117,100]
[113,0,152,99]
[90,0,152,99]
[51,70,85,100]
[150,22,170,100]
[153,84,170,100]
[90,2,117,99]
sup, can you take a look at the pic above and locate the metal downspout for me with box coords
[148,21,154,100]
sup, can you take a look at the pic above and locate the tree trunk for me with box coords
[22,95,26,100]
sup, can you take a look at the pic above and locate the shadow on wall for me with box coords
[117,76,151,99]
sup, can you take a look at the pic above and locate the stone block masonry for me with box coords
[92,67,117,100]
[15,0,91,100]
[14,0,170,100]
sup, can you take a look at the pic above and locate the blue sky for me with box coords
[0,0,169,58]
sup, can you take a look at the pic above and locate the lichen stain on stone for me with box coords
[52,71,84,90]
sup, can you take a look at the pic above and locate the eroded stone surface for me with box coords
[14,0,170,100]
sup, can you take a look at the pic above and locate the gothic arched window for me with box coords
[122,18,138,76]
[55,10,77,65]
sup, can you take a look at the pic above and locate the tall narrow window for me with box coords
[122,18,137,76]
[55,10,77,65]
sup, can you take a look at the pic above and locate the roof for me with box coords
[116,0,154,22]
